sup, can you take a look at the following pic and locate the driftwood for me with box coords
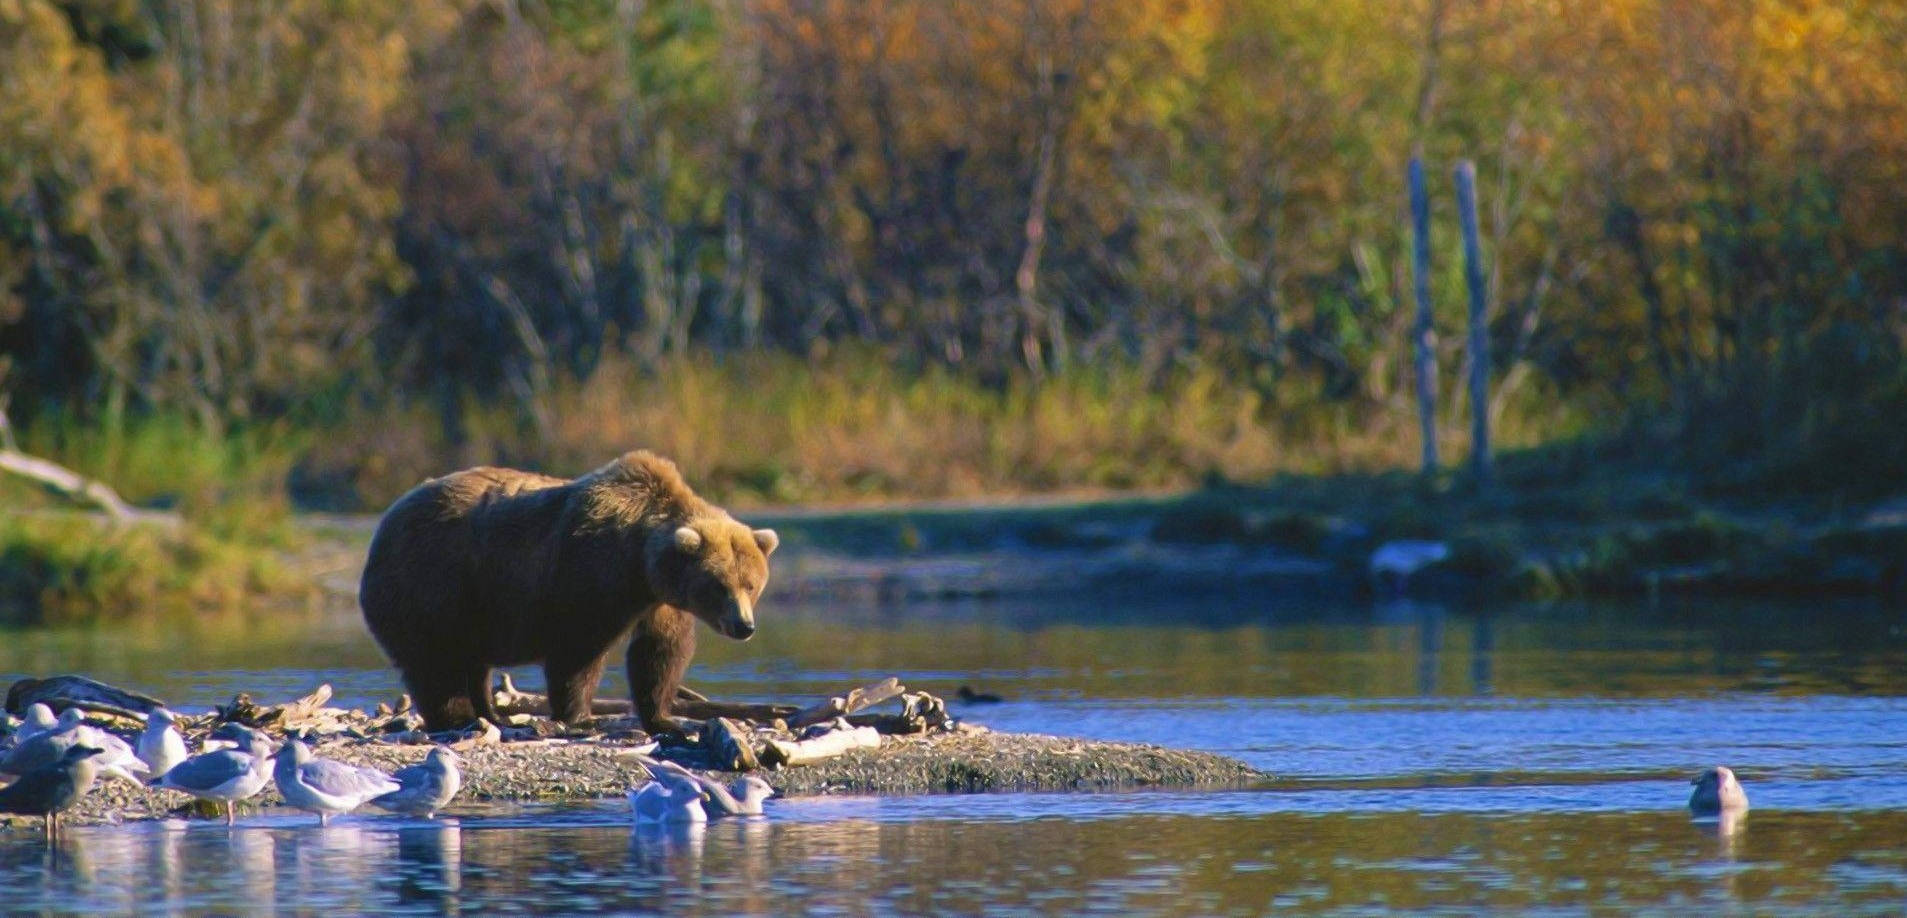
[848,693,952,735]
[789,677,907,729]
[762,723,882,767]
[449,718,502,751]
[673,699,802,722]
[5,676,167,721]
[0,448,180,526]
[217,684,348,734]
[706,717,760,771]
[491,673,798,722]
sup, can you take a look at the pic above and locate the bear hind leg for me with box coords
[408,668,482,732]
[406,665,499,731]
[545,651,608,725]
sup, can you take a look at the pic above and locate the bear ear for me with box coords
[674,526,703,553]
[753,528,779,556]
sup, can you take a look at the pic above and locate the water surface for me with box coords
[3,596,1905,914]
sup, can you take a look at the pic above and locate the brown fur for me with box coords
[358,451,777,731]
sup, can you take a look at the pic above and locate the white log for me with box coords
[763,725,881,767]
[0,449,178,526]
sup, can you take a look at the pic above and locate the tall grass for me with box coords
[304,351,1593,509]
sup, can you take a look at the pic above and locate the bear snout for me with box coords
[718,593,756,641]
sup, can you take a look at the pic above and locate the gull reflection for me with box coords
[629,821,707,882]
[394,821,464,913]
[1691,808,1747,855]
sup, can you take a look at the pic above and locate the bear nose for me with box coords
[723,593,756,640]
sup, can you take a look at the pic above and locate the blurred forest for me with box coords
[3,0,1905,509]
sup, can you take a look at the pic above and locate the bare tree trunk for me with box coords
[1015,50,1060,379]
[1408,156,1439,474]
[1454,160,1491,485]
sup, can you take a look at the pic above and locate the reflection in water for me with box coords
[1472,610,1496,695]
[2,806,1903,914]
[394,822,462,913]
[2,595,1904,912]
[4,597,1904,707]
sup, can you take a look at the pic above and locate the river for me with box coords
[2,595,1904,914]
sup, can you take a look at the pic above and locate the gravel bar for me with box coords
[14,731,1267,829]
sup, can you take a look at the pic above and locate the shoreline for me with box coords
[12,730,1268,830]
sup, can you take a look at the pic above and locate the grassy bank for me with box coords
[4,352,1902,622]
[745,444,1907,605]
[290,352,1591,510]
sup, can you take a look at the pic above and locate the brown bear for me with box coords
[358,450,777,732]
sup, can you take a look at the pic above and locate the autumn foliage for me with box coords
[2,0,1904,499]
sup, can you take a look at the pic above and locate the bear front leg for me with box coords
[545,651,610,725]
[627,605,696,732]
[410,666,492,732]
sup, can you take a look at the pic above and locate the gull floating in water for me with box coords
[272,738,401,826]
[370,746,463,818]
[641,758,773,818]
[1689,766,1750,815]
[0,745,105,842]
[0,708,147,785]
[160,731,274,825]
[137,708,190,782]
[1370,540,1451,593]
[628,775,709,824]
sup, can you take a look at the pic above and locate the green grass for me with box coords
[0,515,306,627]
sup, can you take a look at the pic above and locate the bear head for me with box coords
[646,516,779,640]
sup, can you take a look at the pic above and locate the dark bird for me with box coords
[0,744,105,842]
[957,686,1005,704]
[1689,766,1750,815]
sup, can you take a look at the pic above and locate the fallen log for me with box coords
[788,677,907,729]
[217,684,345,734]
[0,447,180,527]
[492,674,632,717]
[672,699,802,722]
[761,723,882,767]
[492,673,797,722]
[5,676,167,721]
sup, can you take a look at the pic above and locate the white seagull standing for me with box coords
[272,738,401,826]
[370,746,463,819]
[137,707,190,782]
[160,731,275,825]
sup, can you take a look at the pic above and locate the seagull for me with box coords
[370,746,463,819]
[206,722,277,755]
[159,731,275,825]
[0,745,106,842]
[640,758,774,818]
[272,739,402,826]
[0,709,147,784]
[2,704,59,750]
[1370,540,1451,594]
[137,708,190,782]
[628,776,709,824]
[1689,766,1749,815]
